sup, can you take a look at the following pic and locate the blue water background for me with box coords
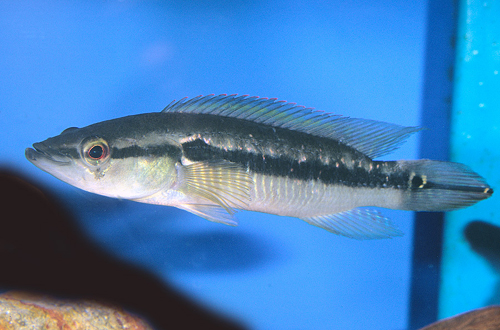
[0,1,427,329]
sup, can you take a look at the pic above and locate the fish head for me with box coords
[25,119,179,200]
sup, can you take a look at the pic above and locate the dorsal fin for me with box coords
[162,94,421,159]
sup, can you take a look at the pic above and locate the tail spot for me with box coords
[410,172,427,189]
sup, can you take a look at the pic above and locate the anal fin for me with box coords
[300,208,403,239]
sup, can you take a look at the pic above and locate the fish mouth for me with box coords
[25,142,72,166]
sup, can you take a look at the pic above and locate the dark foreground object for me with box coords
[419,306,500,330]
[0,170,245,330]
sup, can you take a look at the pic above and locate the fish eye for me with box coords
[88,144,105,160]
[82,138,110,165]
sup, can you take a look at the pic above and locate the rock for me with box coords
[419,306,500,330]
[0,291,154,330]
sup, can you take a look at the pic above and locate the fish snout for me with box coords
[25,142,72,165]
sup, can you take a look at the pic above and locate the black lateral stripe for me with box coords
[424,182,494,194]
[111,144,181,159]
[182,139,410,188]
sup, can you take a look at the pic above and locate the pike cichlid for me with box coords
[25,94,493,239]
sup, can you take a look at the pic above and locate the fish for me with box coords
[25,94,493,239]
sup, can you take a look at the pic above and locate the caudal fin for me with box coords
[399,160,493,212]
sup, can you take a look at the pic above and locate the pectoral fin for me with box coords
[177,204,238,226]
[177,160,253,224]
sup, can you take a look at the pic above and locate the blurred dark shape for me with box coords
[464,221,500,272]
[0,170,246,330]
[418,306,500,330]
[464,220,500,305]
[59,191,275,274]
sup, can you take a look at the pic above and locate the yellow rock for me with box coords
[419,306,500,330]
[0,291,154,330]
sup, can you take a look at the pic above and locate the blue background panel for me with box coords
[409,0,457,328]
[439,0,500,319]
